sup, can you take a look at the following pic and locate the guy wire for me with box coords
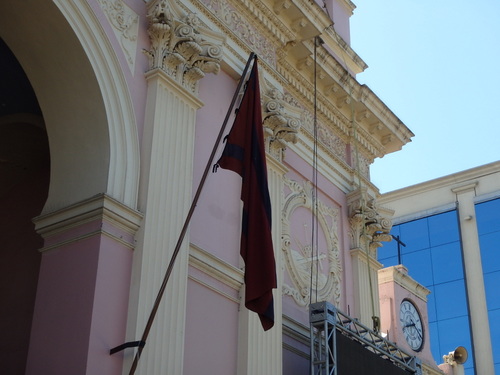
[338,39,378,330]
[309,36,321,306]
[325,14,379,329]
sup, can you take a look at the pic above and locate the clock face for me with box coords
[399,299,424,351]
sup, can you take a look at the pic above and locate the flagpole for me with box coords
[126,52,257,375]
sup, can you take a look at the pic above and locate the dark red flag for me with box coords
[217,59,277,331]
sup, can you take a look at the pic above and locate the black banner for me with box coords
[336,331,412,375]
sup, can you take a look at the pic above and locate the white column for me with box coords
[125,3,224,373]
[128,69,203,375]
[237,153,287,375]
[350,248,382,325]
[452,183,494,375]
[347,188,391,327]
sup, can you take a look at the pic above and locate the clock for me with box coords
[379,265,436,367]
[399,299,424,351]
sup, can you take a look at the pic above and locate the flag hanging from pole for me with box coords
[216,58,277,331]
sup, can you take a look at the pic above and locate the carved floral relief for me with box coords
[198,0,277,66]
[98,0,139,72]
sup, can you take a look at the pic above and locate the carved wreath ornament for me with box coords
[282,178,342,307]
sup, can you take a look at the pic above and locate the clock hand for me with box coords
[414,326,423,340]
[408,318,423,340]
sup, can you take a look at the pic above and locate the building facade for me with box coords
[0,0,451,374]
[379,161,500,375]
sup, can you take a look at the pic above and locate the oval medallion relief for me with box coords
[282,178,342,307]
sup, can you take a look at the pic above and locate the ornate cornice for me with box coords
[145,0,225,93]
[182,0,413,171]
[197,0,293,68]
[277,56,382,169]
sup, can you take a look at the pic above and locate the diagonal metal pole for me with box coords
[127,52,257,375]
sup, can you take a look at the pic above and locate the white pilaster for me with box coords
[130,69,203,375]
[452,183,494,375]
[347,188,392,327]
[237,155,287,375]
[350,248,382,325]
[126,2,224,372]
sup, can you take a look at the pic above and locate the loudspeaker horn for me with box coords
[452,346,468,364]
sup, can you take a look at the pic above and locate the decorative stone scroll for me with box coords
[145,0,225,93]
[98,0,139,72]
[282,178,342,307]
[347,187,393,257]
[261,82,302,161]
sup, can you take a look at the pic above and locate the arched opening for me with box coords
[0,38,50,374]
[0,0,140,214]
[0,0,112,212]
[0,0,141,372]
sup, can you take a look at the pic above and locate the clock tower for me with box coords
[378,265,437,366]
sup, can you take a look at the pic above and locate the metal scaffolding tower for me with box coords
[310,301,422,375]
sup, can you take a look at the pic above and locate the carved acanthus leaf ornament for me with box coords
[347,188,393,258]
[261,83,302,161]
[145,0,224,93]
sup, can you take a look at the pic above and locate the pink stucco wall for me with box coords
[191,70,243,268]
[26,228,133,375]
[283,333,310,375]
[191,66,356,344]
[184,269,240,375]
[284,148,354,324]
[26,238,101,374]
[88,0,150,143]
[184,69,246,374]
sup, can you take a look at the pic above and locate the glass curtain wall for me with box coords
[475,198,500,374]
[378,210,475,375]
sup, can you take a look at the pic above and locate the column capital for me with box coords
[261,82,302,162]
[145,0,225,94]
[451,181,478,195]
[347,188,393,257]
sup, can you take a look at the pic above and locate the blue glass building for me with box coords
[379,162,500,375]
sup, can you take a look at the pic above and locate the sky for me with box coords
[350,1,500,193]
